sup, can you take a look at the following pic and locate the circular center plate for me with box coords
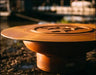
[1,23,96,42]
[30,25,93,34]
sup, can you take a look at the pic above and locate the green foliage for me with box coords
[57,19,69,24]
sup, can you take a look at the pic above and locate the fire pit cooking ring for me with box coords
[1,23,96,73]
[30,24,93,34]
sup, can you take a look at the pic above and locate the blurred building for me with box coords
[8,0,96,23]
[0,0,11,16]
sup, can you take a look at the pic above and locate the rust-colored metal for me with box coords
[1,23,96,42]
[1,23,96,72]
[23,40,96,72]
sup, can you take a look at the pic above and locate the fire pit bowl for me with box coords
[1,23,96,73]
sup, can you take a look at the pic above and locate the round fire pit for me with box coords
[1,23,96,73]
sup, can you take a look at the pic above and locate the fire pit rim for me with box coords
[1,23,96,42]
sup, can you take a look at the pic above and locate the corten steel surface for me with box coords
[1,23,96,42]
[1,23,96,72]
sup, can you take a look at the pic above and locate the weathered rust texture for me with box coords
[1,23,96,72]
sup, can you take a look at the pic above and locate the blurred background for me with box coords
[0,0,96,75]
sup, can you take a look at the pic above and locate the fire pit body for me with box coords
[1,23,96,73]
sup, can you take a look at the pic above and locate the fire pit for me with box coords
[1,23,96,73]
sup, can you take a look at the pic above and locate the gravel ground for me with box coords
[0,16,96,75]
[0,17,59,75]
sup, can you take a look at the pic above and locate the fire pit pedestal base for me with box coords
[37,53,86,73]
[23,40,95,73]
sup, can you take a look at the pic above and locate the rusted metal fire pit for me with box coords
[1,23,96,73]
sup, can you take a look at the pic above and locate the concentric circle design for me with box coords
[1,23,96,42]
[30,25,93,34]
